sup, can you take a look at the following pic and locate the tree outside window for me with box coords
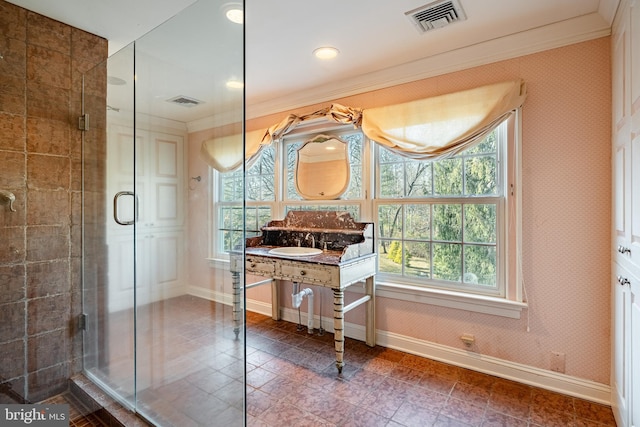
[376,126,502,294]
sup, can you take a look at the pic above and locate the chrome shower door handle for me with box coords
[113,191,138,225]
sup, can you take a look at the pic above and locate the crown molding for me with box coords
[244,12,611,121]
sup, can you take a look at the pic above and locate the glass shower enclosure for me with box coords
[81,1,246,425]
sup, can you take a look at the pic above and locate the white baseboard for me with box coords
[188,287,611,405]
[188,285,232,305]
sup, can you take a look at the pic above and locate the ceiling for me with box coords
[6,0,618,128]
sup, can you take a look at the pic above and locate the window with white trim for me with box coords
[213,117,519,303]
[215,144,275,255]
[213,128,364,257]
[375,122,506,297]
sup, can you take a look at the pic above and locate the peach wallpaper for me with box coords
[189,37,612,385]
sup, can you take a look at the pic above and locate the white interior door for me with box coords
[106,125,185,312]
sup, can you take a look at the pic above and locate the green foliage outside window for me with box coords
[216,124,505,295]
[376,127,501,290]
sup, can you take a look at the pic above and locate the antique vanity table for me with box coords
[230,211,376,373]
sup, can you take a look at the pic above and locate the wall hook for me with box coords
[0,190,16,212]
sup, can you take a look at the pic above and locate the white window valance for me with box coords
[200,128,265,172]
[260,103,363,145]
[199,79,526,170]
[200,104,362,172]
[361,79,527,160]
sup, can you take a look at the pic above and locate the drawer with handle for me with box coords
[246,256,276,275]
[279,260,336,285]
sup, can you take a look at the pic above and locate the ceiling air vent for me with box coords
[166,95,204,108]
[405,0,467,33]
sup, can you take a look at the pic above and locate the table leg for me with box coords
[365,276,376,347]
[333,289,345,373]
[231,270,241,339]
[271,279,280,320]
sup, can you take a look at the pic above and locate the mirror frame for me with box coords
[294,134,350,200]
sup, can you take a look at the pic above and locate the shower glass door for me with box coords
[82,42,137,410]
[82,1,245,425]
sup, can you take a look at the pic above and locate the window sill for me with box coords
[207,257,229,269]
[374,280,527,319]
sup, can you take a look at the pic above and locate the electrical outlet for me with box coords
[550,351,566,373]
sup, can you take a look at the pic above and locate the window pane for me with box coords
[404,241,430,278]
[261,175,275,200]
[221,206,243,231]
[220,205,251,252]
[380,163,404,197]
[226,230,243,252]
[286,142,302,200]
[464,204,496,243]
[464,244,497,287]
[378,204,402,239]
[244,207,259,232]
[220,206,233,228]
[378,240,403,275]
[465,155,497,195]
[224,145,276,202]
[222,231,232,252]
[371,121,507,294]
[466,129,497,155]
[345,165,362,199]
[434,158,462,195]
[378,145,398,163]
[287,169,300,200]
[405,162,432,197]
[221,174,242,202]
[258,146,275,174]
[287,142,299,167]
[347,134,362,164]
[245,176,262,200]
[246,208,270,237]
[433,204,462,241]
[245,206,270,233]
[257,206,272,229]
[432,243,462,281]
[404,204,430,240]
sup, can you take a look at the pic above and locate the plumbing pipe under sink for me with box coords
[292,282,314,334]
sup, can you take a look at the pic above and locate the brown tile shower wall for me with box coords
[0,0,107,403]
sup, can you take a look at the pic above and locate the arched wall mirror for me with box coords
[295,134,350,200]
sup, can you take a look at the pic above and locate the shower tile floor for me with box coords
[95,295,615,426]
[41,393,107,426]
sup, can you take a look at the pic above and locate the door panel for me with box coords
[82,42,136,409]
[613,263,630,424]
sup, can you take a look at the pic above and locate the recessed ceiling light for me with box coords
[313,46,339,60]
[222,2,243,24]
[226,79,244,89]
[226,9,243,24]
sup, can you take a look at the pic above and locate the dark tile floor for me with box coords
[244,310,616,427]
[42,393,107,427]
[82,296,617,426]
